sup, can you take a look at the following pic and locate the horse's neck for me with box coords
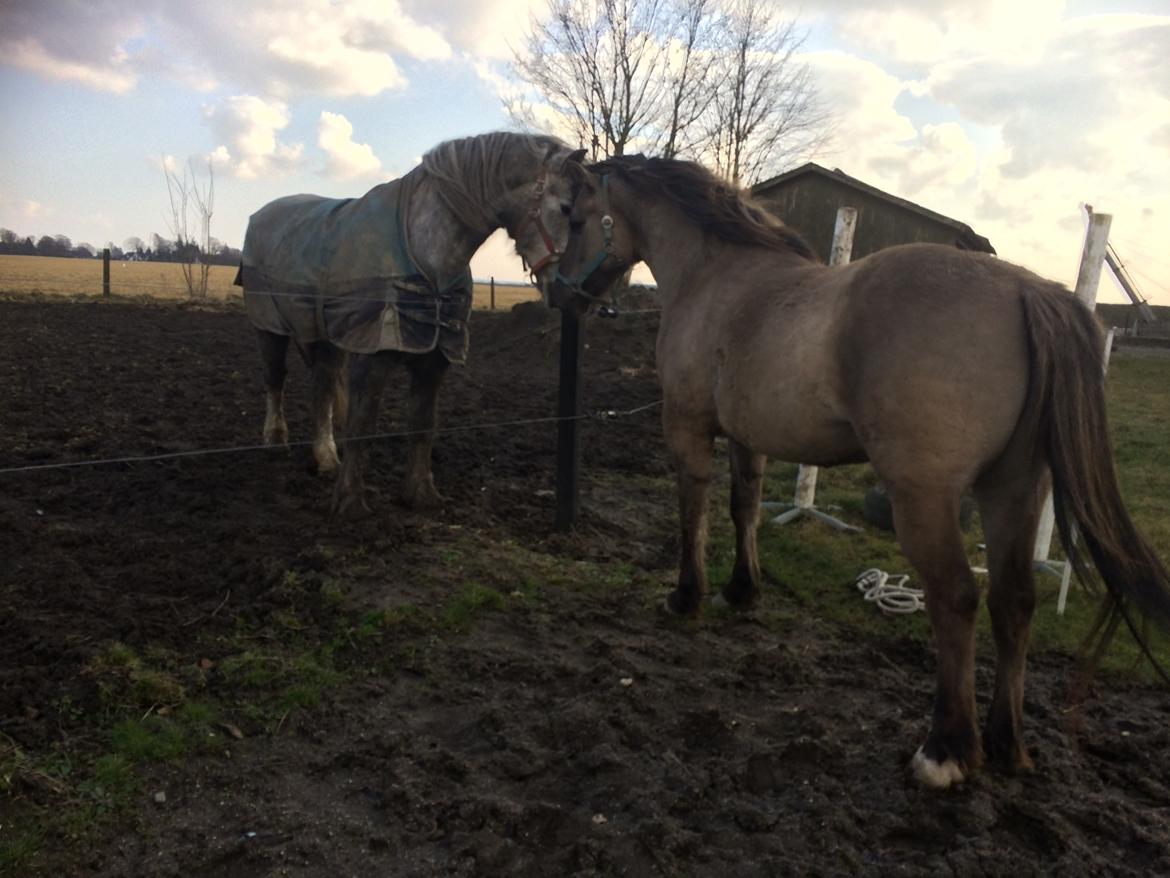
[626,202,709,307]
[628,198,813,310]
[406,175,494,288]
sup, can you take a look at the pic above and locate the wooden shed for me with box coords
[752,162,995,261]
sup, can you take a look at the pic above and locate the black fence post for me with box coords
[102,248,110,298]
[555,309,585,531]
[490,276,495,310]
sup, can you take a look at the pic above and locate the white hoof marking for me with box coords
[911,746,965,789]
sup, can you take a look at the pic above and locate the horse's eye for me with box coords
[560,203,572,216]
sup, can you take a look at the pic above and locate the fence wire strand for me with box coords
[0,399,664,477]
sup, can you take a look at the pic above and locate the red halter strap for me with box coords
[513,167,561,278]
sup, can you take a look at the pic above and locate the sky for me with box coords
[1,0,1168,306]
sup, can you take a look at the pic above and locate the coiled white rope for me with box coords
[854,568,925,615]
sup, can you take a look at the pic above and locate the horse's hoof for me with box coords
[313,451,340,475]
[402,485,444,511]
[984,741,1035,776]
[911,747,966,789]
[662,589,701,617]
[332,494,373,521]
[715,587,760,611]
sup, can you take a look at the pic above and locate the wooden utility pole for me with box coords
[102,248,111,298]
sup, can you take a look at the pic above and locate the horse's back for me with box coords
[704,243,1049,484]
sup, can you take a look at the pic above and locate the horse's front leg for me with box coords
[332,351,393,519]
[717,439,765,609]
[256,329,290,446]
[402,350,450,510]
[665,422,715,616]
[308,342,345,474]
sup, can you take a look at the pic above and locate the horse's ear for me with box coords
[568,148,587,164]
[567,161,587,182]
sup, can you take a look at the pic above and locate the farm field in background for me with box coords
[0,254,540,310]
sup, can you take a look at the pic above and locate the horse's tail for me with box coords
[1021,284,1170,662]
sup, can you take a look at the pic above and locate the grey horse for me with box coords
[237,132,585,516]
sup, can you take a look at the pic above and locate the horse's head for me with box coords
[549,164,637,314]
[502,142,588,302]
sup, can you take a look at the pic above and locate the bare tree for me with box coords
[507,0,828,181]
[509,0,671,158]
[164,159,215,298]
[703,0,829,185]
[660,0,718,159]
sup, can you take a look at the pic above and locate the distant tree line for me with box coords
[0,228,241,266]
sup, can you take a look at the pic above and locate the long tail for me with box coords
[1020,285,1170,671]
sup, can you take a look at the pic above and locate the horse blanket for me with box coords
[237,172,474,362]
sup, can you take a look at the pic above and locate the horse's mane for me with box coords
[591,155,817,261]
[420,131,569,234]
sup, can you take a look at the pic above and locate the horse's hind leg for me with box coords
[307,341,344,474]
[889,487,983,788]
[257,329,290,445]
[665,423,715,616]
[332,351,394,519]
[402,350,449,510]
[718,440,765,609]
[974,474,1045,774]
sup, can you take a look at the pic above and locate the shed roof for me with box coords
[752,162,995,254]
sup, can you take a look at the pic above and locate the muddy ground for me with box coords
[1,297,1169,877]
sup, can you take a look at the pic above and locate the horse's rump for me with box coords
[239,173,473,363]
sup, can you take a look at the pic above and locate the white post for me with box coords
[770,207,860,532]
[1035,210,1111,564]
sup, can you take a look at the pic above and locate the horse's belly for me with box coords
[715,377,861,465]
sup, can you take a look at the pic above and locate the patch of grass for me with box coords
[440,583,506,631]
[0,817,44,875]
[109,715,190,762]
[81,754,140,805]
[355,604,432,640]
[86,642,187,713]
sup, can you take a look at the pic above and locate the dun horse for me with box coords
[237,132,584,517]
[553,155,1170,788]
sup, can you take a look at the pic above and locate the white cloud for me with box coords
[822,0,1066,67]
[802,51,916,170]
[15,199,49,220]
[0,0,452,99]
[203,95,304,179]
[317,112,384,180]
[1,36,138,93]
[0,0,146,91]
[403,0,544,60]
